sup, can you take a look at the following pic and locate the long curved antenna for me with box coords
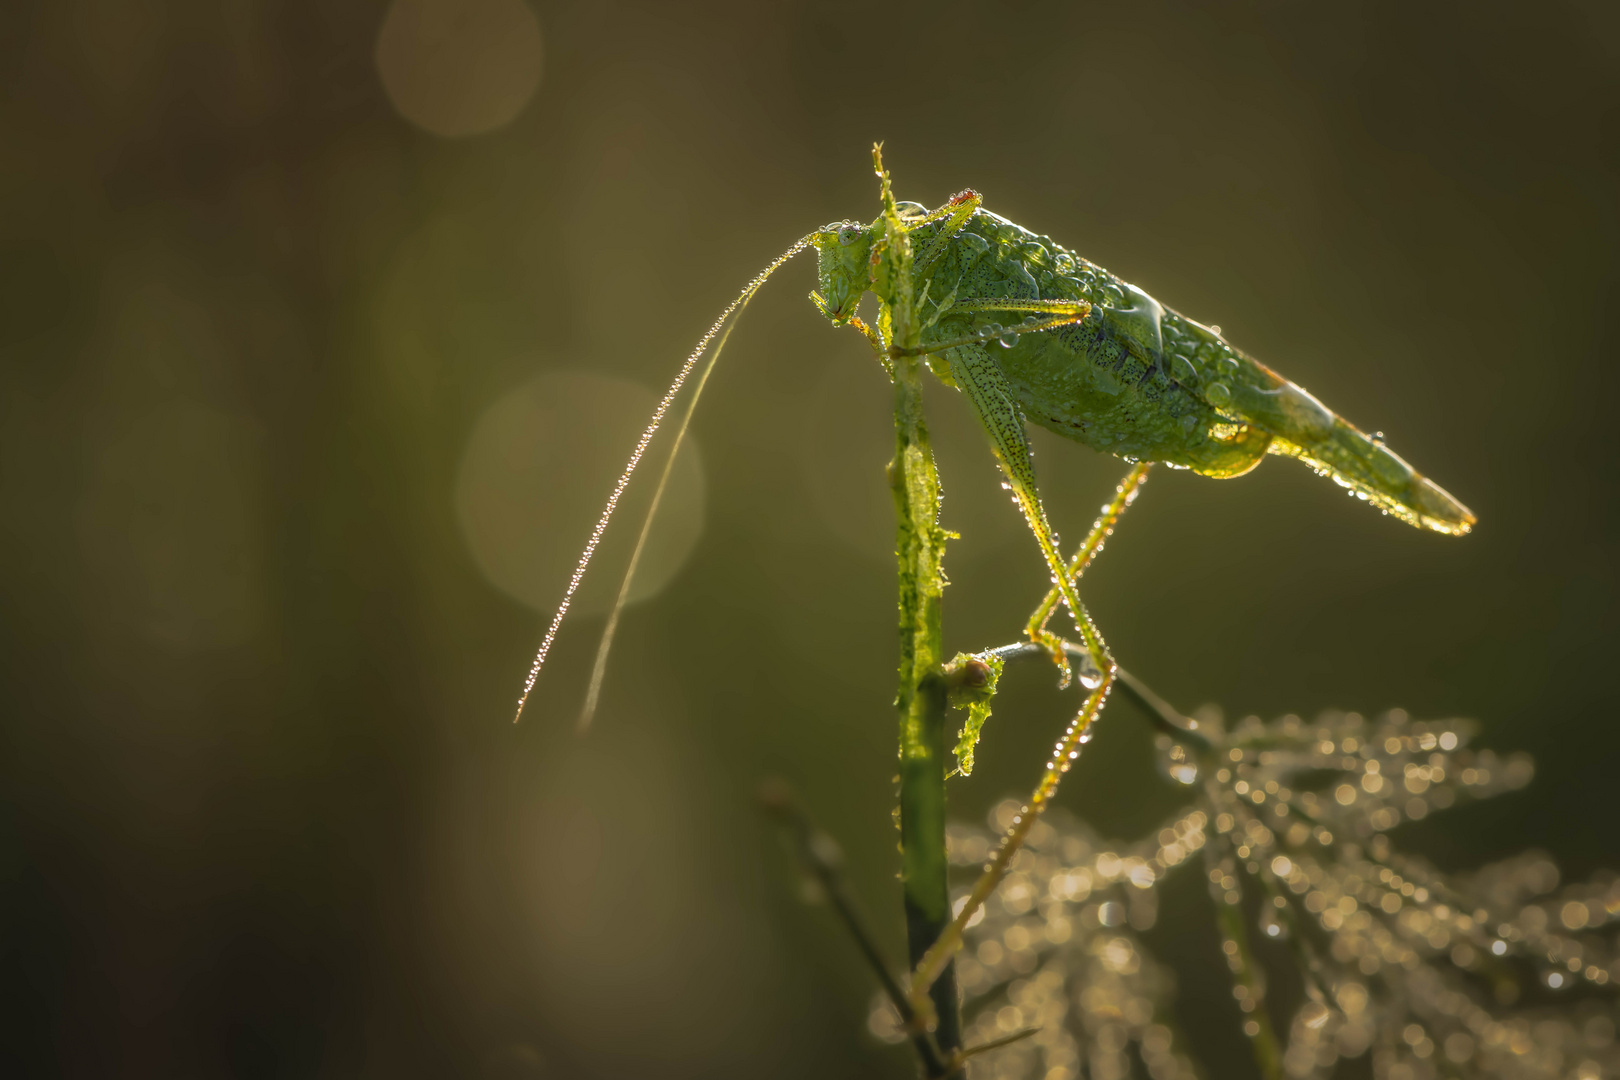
[513,235,814,724]
[574,271,760,731]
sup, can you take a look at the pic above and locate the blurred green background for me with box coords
[2,1,1616,1075]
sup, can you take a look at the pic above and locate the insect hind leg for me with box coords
[1026,462,1151,685]
[940,342,1112,682]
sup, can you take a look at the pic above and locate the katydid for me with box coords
[512,159,1474,727]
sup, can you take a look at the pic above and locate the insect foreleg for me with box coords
[842,314,893,377]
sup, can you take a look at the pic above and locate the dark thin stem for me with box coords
[758,783,947,1076]
[951,1026,1041,1065]
[1114,666,1215,755]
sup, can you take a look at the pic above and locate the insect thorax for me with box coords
[900,209,1269,478]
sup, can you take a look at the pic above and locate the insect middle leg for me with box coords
[893,298,1093,357]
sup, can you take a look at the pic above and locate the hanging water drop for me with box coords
[999,332,1018,348]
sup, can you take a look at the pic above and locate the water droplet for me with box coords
[1101,284,1124,307]
[1219,356,1239,376]
[988,322,1004,336]
[1206,382,1232,407]
[1075,653,1104,690]
[1023,315,1039,326]
[1209,324,1223,336]
[1053,254,1076,274]
[999,333,1018,347]
[1260,906,1289,940]
[1170,354,1197,382]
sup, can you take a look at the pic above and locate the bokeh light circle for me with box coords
[375,0,543,138]
[455,370,706,617]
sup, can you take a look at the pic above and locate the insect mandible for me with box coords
[513,151,1474,725]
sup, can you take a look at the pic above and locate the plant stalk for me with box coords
[891,354,961,1068]
[878,143,962,1072]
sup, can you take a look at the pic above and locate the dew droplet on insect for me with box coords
[999,333,1018,348]
[1023,315,1039,326]
[1206,382,1232,408]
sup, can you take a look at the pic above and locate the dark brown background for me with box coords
[2,1,1617,1076]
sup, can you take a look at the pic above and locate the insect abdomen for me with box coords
[1223,371,1476,535]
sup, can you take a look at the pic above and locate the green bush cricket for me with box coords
[514,147,1473,724]
[511,146,1474,1034]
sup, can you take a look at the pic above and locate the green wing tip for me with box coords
[1414,476,1476,536]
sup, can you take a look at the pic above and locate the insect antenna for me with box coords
[513,234,815,726]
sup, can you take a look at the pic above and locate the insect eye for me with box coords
[838,225,863,247]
